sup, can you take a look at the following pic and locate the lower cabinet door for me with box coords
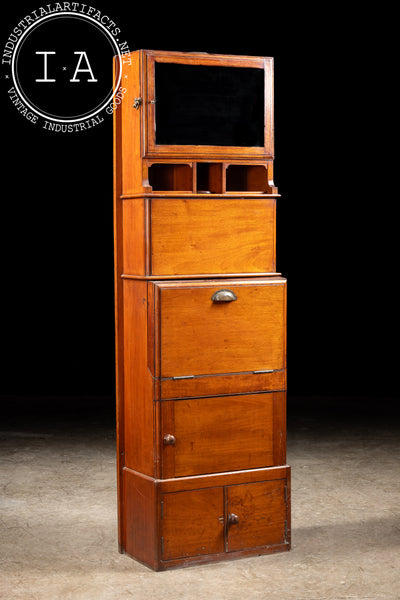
[161,392,286,478]
[226,480,287,552]
[161,487,225,561]
[160,477,288,562]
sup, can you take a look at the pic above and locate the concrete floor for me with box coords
[1,395,399,600]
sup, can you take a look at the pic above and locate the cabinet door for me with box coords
[226,480,287,552]
[150,197,275,276]
[161,488,225,561]
[162,393,286,478]
[153,278,286,378]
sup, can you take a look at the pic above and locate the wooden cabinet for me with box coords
[114,49,290,570]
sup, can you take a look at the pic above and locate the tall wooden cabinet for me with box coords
[113,50,290,570]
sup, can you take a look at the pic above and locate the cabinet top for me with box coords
[114,49,277,194]
[131,49,273,63]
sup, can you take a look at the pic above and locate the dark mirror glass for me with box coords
[154,62,265,147]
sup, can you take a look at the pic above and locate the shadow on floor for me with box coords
[294,514,400,556]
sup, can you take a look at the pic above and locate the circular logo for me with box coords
[3,5,130,132]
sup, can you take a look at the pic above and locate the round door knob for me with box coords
[163,434,176,446]
[227,513,240,525]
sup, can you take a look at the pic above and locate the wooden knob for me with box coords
[163,434,176,446]
[227,513,239,525]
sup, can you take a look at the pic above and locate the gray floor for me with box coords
[1,396,399,600]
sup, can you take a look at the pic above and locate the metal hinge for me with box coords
[133,97,142,109]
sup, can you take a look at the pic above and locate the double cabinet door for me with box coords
[147,277,287,479]
[161,476,289,562]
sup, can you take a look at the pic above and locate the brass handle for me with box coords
[227,513,240,525]
[211,289,237,302]
[163,434,176,446]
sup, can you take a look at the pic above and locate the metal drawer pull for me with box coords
[211,289,237,302]
[163,434,176,446]
[227,513,240,525]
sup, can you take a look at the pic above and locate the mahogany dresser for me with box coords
[113,49,290,570]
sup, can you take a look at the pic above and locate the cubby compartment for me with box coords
[226,164,269,192]
[196,163,223,193]
[148,163,193,191]
[146,162,273,194]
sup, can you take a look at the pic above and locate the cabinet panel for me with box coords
[150,198,275,275]
[160,369,285,400]
[226,480,287,552]
[156,279,286,378]
[162,394,278,478]
[161,488,225,560]
[123,280,155,475]
[122,199,147,276]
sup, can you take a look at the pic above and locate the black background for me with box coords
[0,2,396,406]
[14,15,116,119]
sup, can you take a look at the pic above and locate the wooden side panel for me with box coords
[113,55,124,551]
[114,50,144,545]
[123,279,155,476]
[226,479,287,552]
[273,391,287,465]
[159,280,286,377]
[161,394,277,478]
[150,198,275,275]
[123,469,158,569]
[161,487,225,560]
[264,57,274,158]
[286,466,292,549]
[120,51,148,195]
[122,198,147,276]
